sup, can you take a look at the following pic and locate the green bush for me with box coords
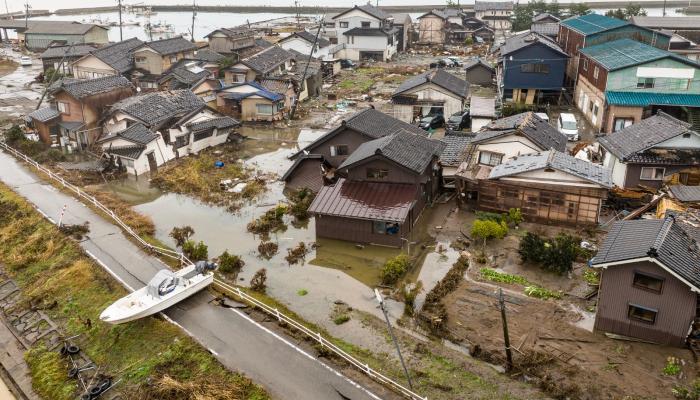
[287,188,316,219]
[218,250,244,278]
[475,210,504,223]
[380,254,411,285]
[518,232,580,274]
[524,285,562,300]
[4,125,24,143]
[470,219,508,246]
[673,379,700,399]
[182,240,208,261]
[518,232,546,263]
[170,225,194,247]
[480,268,529,285]
[505,208,523,226]
[333,314,350,325]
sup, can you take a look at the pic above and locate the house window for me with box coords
[593,66,599,79]
[669,78,690,90]
[340,21,349,28]
[367,168,389,179]
[174,134,190,148]
[170,55,178,63]
[234,74,246,83]
[324,22,335,28]
[57,102,69,114]
[135,56,147,63]
[633,272,664,293]
[637,77,655,89]
[139,81,157,89]
[256,103,274,115]
[628,304,657,324]
[329,145,349,156]
[479,151,503,166]
[361,21,371,27]
[582,58,588,71]
[683,133,692,138]
[373,221,399,235]
[640,167,665,180]
[330,37,338,44]
[520,63,549,73]
[613,117,634,132]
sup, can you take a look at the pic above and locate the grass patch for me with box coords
[297,289,308,296]
[333,314,351,325]
[480,268,529,285]
[0,184,268,399]
[524,286,562,300]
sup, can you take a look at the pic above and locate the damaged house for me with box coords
[71,37,144,79]
[282,108,429,192]
[216,81,286,122]
[99,90,239,175]
[131,36,198,91]
[590,215,700,346]
[278,31,333,60]
[205,27,256,60]
[599,112,700,190]
[416,8,465,45]
[308,130,445,247]
[391,68,470,123]
[224,46,295,84]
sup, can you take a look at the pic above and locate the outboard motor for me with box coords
[195,260,218,274]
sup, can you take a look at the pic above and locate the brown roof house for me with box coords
[216,81,286,122]
[205,27,256,60]
[23,107,61,146]
[590,215,700,346]
[131,36,198,91]
[308,130,446,247]
[599,112,700,190]
[282,108,429,192]
[29,75,135,150]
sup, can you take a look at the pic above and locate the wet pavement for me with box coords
[0,48,44,120]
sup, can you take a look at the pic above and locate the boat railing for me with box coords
[0,140,428,400]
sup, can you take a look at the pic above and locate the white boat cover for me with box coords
[147,270,178,298]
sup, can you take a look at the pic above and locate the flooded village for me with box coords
[1,1,700,399]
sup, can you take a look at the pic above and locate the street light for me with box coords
[374,288,413,389]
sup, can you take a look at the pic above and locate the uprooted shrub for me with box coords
[380,254,411,285]
[418,255,469,335]
[58,222,90,240]
[247,205,287,236]
[170,226,195,247]
[401,281,423,317]
[182,240,208,262]
[218,250,244,280]
[286,188,316,219]
[519,232,580,274]
[257,241,278,259]
[285,242,310,265]
[250,268,267,293]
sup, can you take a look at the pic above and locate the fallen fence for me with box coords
[0,140,428,400]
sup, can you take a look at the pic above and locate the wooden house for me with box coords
[464,58,495,87]
[391,68,469,123]
[590,216,700,346]
[224,46,295,84]
[23,107,61,146]
[474,1,513,33]
[205,27,256,60]
[23,21,108,51]
[131,36,198,90]
[71,37,144,79]
[39,44,96,75]
[216,82,287,122]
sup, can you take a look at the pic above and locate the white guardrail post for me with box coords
[0,141,428,400]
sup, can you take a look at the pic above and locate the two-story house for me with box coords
[324,4,399,62]
[390,13,413,52]
[590,216,700,346]
[599,112,700,190]
[278,31,333,60]
[224,46,295,83]
[474,1,513,35]
[282,107,428,192]
[575,39,700,133]
[497,32,568,104]
[71,37,144,79]
[131,36,198,91]
[391,68,469,123]
[308,129,445,247]
[416,8,464,45]
[558,13,671,84]
[530,12,560,39]
[205,27,256,60]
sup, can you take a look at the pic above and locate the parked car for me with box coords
[535,112,549,123]
[557,113,579,141]
[429,59,447,69]
[339,59,356,69]
[418,114,445,130]
[447,109,470,131]
[447,57,463,67]
[19,56,32,66]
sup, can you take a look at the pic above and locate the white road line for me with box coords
[227,308,384,400]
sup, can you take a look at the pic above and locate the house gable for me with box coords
[342,153,425,184]
[653,130,700,149]
[72,54,117,78]
[475,133,543,159]
[496,167,607,188]
[333,7,382,22]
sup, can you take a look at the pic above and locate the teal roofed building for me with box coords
[557,13,671,84]
[574,38,700,133]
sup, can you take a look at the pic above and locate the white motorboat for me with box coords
[99,261,216,324]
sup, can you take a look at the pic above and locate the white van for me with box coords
[557,113,579,141]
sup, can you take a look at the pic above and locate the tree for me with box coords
[606,4,647,20]
[604,8,626,19]
[182,240,208,261]
[380,254,411,285]
[511,0,562,31]
[445,0,459,8]
[568,3,591,16]
[470,220,508,247]
[170,226,194,247]
[250,268,267,293]
[218,250,244,280]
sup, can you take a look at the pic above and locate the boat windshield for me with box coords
[147,270,178,297]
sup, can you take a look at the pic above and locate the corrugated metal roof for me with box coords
[606,91,700,107]
[580,39,692,71]
[670,185,700,202]
[308,178,416,222]
[560,13,627,35]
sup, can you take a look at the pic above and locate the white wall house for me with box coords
[324,4,399,61]
[278,31,333,60]
[97,123,174,176]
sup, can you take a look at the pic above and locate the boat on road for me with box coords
[100,261,216,324]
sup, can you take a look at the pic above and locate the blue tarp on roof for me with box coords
[606,91,700,107]
[560,13,627,35]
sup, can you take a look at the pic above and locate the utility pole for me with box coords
[375,289,413,389]
[498,288,513,372]
[24,2,30,30]
[289,13,324,120]
[190,0,196,43]
[117,0,123,41]
[663,0,668,16]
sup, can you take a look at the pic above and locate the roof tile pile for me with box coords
[474,112,567,152]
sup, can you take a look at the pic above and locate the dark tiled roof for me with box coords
[255,38,274,48]
[283,31,331,48]
[91,37,144,73]
[590,217,700,290]
[670,185,700,202]
[488,150,613,187]
[343,27,399,37]
[240,46,294,74]
[103,145,146,159]
[474,1,513,11]
[308,178,416,222]
[98,123,158,145]
[333,4,389,20]
[187,116,240,131]
[192,48,225,63]
[259,78,290,94]
[393,68,469,99]
[474,112,567,152]
[205,27,252,39]
[533,12,560,22]
[464,58,494,73]
[598,112,695,161]
[161,61,211,87]
[25,107,59,123]
[40,44,96,59]
[50,75,132,99]
[142,36,197,55]
[345,108,428,138]
[440,133,474,166]
[338,130,446,174]
[110,90,205,128]
[500,31,566,56]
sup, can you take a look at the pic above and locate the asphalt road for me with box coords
[0,151,384,400]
